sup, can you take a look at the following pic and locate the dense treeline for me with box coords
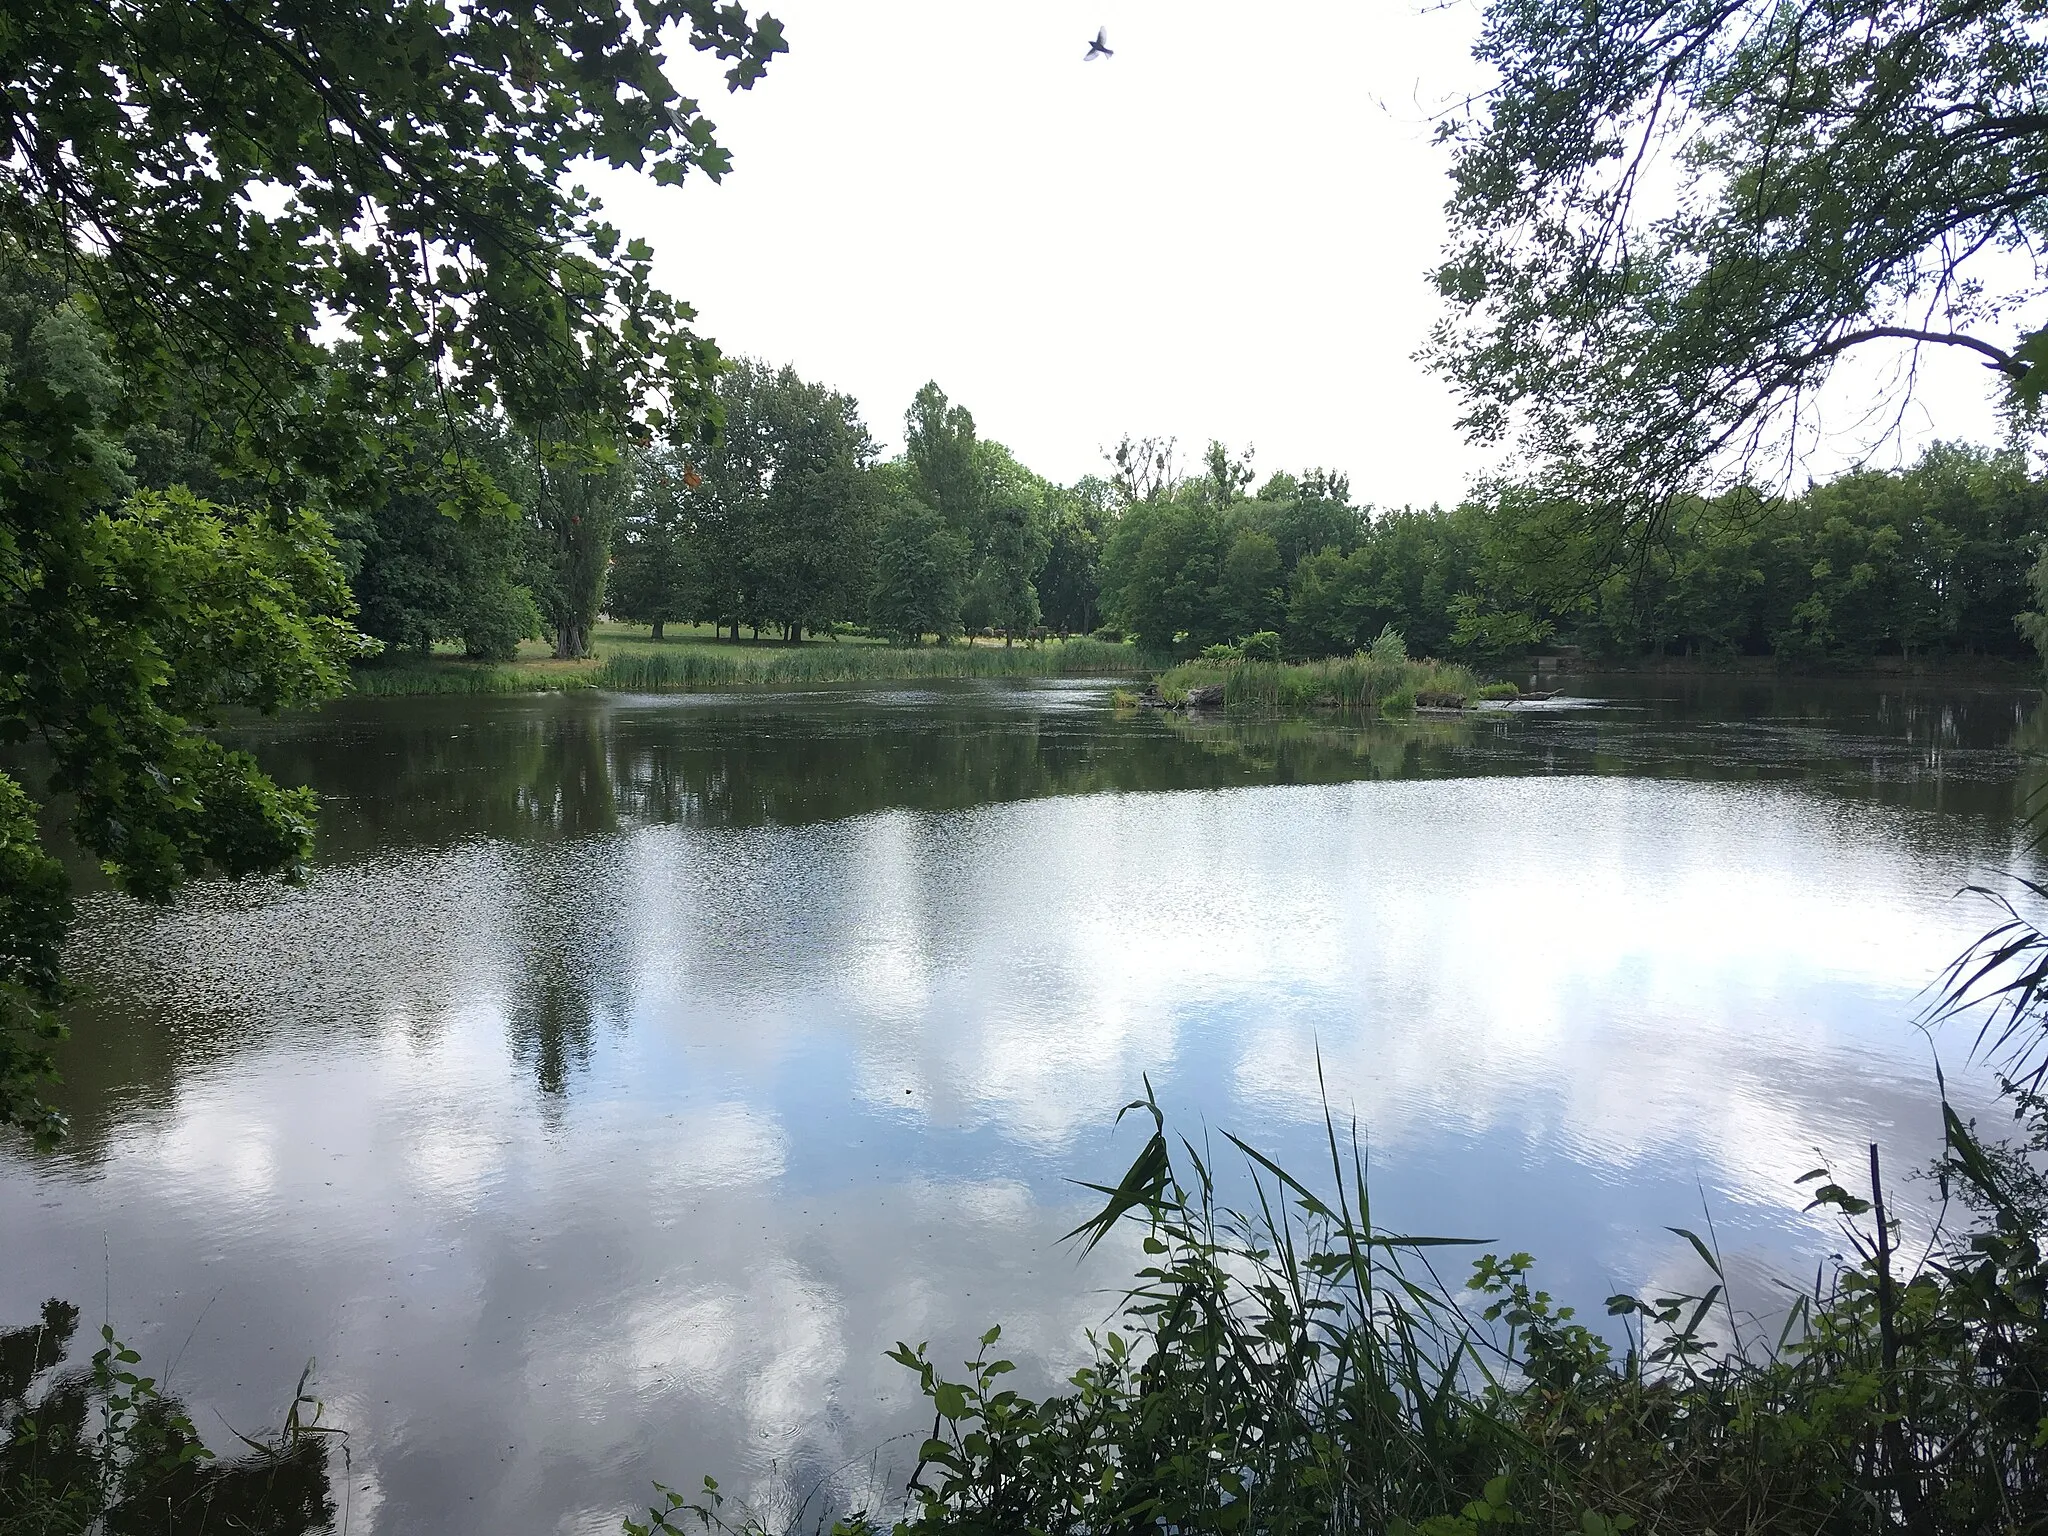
[1097,442,2048,664]
[343,356,2048,670]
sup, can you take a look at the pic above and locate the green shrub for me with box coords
[457,580,542,662]
[1380,688,1416,717]
[1238,630,1282,662]
[1477,681,1521,701]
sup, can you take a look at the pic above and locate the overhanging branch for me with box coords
[1797,324,2029,380]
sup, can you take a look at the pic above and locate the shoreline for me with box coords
[344,629,2047,701]
[1529,653,2043,684]
[347,632,1159,697]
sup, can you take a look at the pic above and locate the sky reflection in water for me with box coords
[3,675,2041,1534]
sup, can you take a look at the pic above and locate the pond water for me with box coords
[3,674,2043,1534]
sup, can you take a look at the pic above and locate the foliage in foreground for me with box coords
[0,263,373,1146]
[1430,0,2047,517]
[637,1059,2045,1536]
[639,838,2048,1536]
[0,1301,336,1535]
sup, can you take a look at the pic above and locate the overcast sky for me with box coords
[589,0,2008,507]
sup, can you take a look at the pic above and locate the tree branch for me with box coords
[1797,325,2029,380]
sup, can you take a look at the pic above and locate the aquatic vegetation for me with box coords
[1157,655,1478,714]
[347,636,1158,697]
[593,637,1154,693]
[348,657,602,695]
[633,829,2048,1536]
[0,1302,337,1534]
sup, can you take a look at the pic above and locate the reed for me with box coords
[638,1057,2047,1536]
[347,657,600,695]
[593,637,1155,692]
[1156,654,1481,713]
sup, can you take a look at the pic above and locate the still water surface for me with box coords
[4,676,2042,1532]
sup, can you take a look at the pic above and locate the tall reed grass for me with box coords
[594,638,1155,692]
[1156,655,1481,713]
[638,1058,2046,1536]
[640,850,2048,1536]
[347,657,599,696]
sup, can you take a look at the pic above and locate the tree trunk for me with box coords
[791,622,803,644]
[554,619,589,659]
[651,617,665,641]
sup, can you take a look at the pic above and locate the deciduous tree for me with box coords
[1430,0,2048,527]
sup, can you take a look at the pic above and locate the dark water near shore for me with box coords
[4,675,2043,1533]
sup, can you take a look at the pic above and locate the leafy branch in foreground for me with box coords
[4,0,786,454]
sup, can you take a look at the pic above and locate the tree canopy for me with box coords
[4,0,786,458]
[1430,0,2048,520]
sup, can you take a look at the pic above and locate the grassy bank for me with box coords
[1551,652,2046,682]
[347,654,601,695]
[347,629,1157,697]
[1155,654,1482,714]
[595,635,1154,692]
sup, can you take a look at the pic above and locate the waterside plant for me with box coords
[594,637,1156,693]
[635,888,2048,1536]
[1154,654,1481,715]
[0,1303,338,1534]
[349,633,1161,697]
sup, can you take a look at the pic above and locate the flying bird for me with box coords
[1084,27,1112,61]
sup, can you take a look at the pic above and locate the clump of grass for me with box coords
[594,637,1154,692]
[349,657,598,696]
[1155,654,1479,715]
[1477,681,1521,701]
[1107,686,1144,709]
